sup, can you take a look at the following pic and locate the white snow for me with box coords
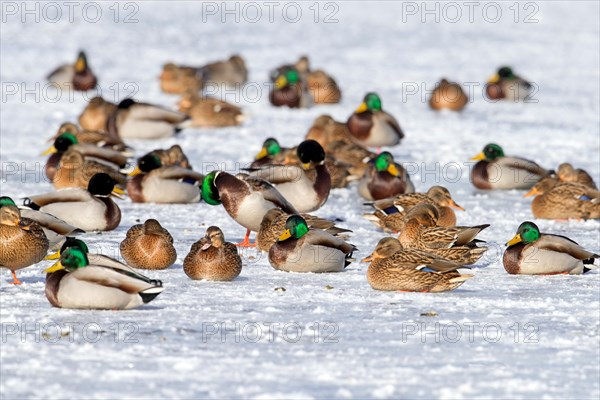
[1,1,599,399]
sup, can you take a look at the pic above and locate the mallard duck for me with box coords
[160,63,203,94]
[201,171,298,246]
[246,140,331,212]
[557,163,597,189]
[42,132,128,185]
[485,66,532,101]
[324,140,374,179]
[305,115,353,148]
[120,219,176,270]
[78,96,118,132]
[358,152,414,200]
[363,186,464,231]
[127,154,203,204]
[48,122,128,153]
[524,176,600,220]
[47,51,97,91]
[257,208,351,252]
[347,93,404,148]
[44,247,164,310]
[269,67,310,108]
[429,79,468,111]
[399,204,489,250]
[504,221,598,274]
[198,55,248,86]
[137,144,192,170]
[0,196,82,251]
[470,143,550,190]
[306,70,341,104]
[178,92,244,127]
[250,138,291,168]
[106,98,190,140]
[0,204,49,284]
[363,237,473,292]
[183,226,242,281]
[48,148,127,190]
[23,173,123,232]
[268,215,355,273]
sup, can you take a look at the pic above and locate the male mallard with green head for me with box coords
[358,152,414,200]
[347,93,404,148]
[47,51,97,91]
[485,66,532,101]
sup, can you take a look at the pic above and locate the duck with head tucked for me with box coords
[44,247,164,310]
[47,50,97,91]
[429,78,469,111]
[0,203,49,284]
[178,92,244,128]
[78,96,118,132]
[485,66,532,101]
[120,219,177,270]
[557,163,597,189]
[23,173,123,232]
[470,143,550,190]
[504,221,598,275]
[268,215,355,273]
[347,93,404,148]
[202,171,298,247]
[524,175,600,220]
[363,237,473,292]
[359,152,414,200]
[183,226,242,281]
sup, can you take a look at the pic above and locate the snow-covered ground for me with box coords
[1,1,599,398]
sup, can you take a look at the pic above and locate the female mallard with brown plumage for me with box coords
[305,115,353,148]
[201,171,298,247]
[429,78,468,111]
[358,152,414,200]
[363,237,473,292]
[78,96,118,132]
[0,203,49,284]
[256,208,351,252]
[44,247,164,310]
[347,93,404,148]
[557,163,597,189]
[120,219,177,270]
[523,176,600,220]
[160,63,203,94]
[470,143,550,190]
[504,221,598,275]
[23,173,123,232]
[183,226,242,281]
[363,186,465,231]
[198,54,248,87]
[127,153,204,204]
[268,215,355,273]
[178,92,244,127]
[47,51,97,91]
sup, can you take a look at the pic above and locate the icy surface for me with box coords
[1,1,599,399]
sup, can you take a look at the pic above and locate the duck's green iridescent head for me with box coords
[278,215,309,241]
[356,92,382,113]
[138,154,162,173]
[0,196,17,208]
[255,138,282,160]
[274,68,299,89]
[42,132,78,155]
[374,152,399,176]
[506,221,540,246]
[201,171,222,206]
[45,247,89,273]
[45,237,89,261]
[471,143,504,161]
[498,66,515,79]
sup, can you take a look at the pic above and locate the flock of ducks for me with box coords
[1,51,598,310]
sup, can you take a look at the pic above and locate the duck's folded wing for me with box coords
[240,175,299,214]
[74,143,129,168]
[150,166,204,181]
[536,235,599,260]
[130,103,189,123]
[24,188,93,208]
[499,156,550,177]
[389,249,461,272]
[380,112,404,139]
[70,265,163,293]
[454,224,490,246]
[305,230,355,254]
[19,209,82,235]
[246,165,305,185]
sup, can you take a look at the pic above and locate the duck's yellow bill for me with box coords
[450,200,465,211]
[128,166,142,177]
[44,251,61,261]
[278,229,292,241]
[45,261,65,273]
[355,102,368,113]
[470,152,486,161]
[506,234,522,246]
[255,147,268,160]
[302,162,311,170]
[487,74,500,84]
[387,164,399,176]
[75,57,85,72]
[41,146,57,156]
[523,188,538,198]
[275,76,287,89]
[111,187,126,199]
